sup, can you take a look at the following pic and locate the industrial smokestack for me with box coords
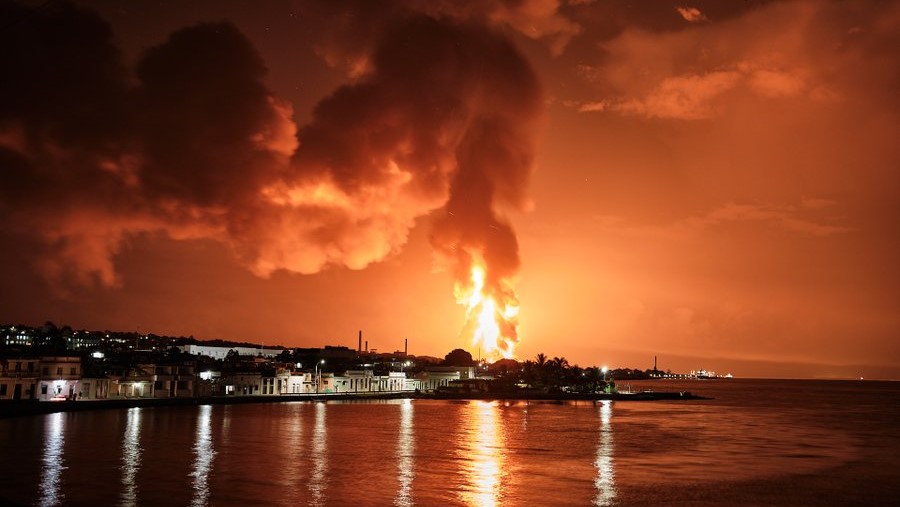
[358,330,362,352]
[654,355,658,371]
[404,338,408,356]
[365,340,368,353]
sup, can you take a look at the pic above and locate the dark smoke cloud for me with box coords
[0,1,542,291]
[0,1,293,286]
[136,22,296,207]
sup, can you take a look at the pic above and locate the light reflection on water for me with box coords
[39,411,66,507]
[460,401,506,507]
[594,400,616,506]
[309,402,328,506]
[191,405,215,507]
[284,404,306,487]
[4,380,893,507]
[120,407,142,507]
[394,399,415,507]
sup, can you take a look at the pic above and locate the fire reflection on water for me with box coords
[191,405,215,507]
[39,412,66,507]
[394,399,415,507]
[594,400,616,506]
[460,401,505,507]
[121,407,142,506]
[309,402,328,506]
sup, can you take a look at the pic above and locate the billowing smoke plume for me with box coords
[0,2,295,286]
[0,0,542,337]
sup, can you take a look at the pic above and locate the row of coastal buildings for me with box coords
[0,346,477,402]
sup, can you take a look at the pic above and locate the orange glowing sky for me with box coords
[1,0,899,378]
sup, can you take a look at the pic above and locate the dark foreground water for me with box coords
[1,379,898,506]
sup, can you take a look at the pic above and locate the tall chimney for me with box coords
[365,340,368,353]
[654,355,658,371]
[358,330,362,352]
[404,338,408,356]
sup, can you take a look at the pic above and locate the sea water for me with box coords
[1,379,898,506]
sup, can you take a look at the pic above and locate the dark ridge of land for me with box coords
[0,390,708,417]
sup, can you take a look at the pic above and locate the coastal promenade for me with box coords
[0,389,705,417]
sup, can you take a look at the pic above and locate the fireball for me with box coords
[455,259,519,360]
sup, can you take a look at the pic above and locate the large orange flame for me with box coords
[455,258,519,360]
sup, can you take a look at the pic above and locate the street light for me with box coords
[601,365,608,382]
[314,359,325,393]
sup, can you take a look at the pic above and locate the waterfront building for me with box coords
[344,370,375,392]
[437,378,492,394]
[196,370,223,396]
[153,362,195,398]
[414,366,474,392]
[378,372,407,392]
[108,364,155,399]
[37,356,81,401]
[261,373,278,395]
[276,369,313,394]
[319,372,337,393]
[0,357,39,400]
[403,377,420,391]
[224,372,262,395]
[78,377,111,400]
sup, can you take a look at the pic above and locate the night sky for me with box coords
[2,0,898,378]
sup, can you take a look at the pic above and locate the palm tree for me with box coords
[534,353,549,388]
[546,357,569,389]
[550,356,569,370]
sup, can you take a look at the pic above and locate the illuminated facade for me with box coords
[37,356,81,401]
[108,365,155,399]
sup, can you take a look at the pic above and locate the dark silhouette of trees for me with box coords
[443,348,475,366]
[488,358,521,388]
[450,351,634,393]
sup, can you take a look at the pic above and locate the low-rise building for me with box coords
[416,367,466,392]
[109,364,156,399]
[38,356,81,401]
[224,372,261,395]
[376,372,407,392]
[79,377,111,400]
[196,370,223,396]
[0,357,39,400]
[319,372,338,393]
[153,362,195,398]
[344,370,375,392]
[276,369,313,394]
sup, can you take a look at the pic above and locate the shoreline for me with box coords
[0,390,706,417]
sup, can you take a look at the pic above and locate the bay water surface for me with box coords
[1,379,898,506]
